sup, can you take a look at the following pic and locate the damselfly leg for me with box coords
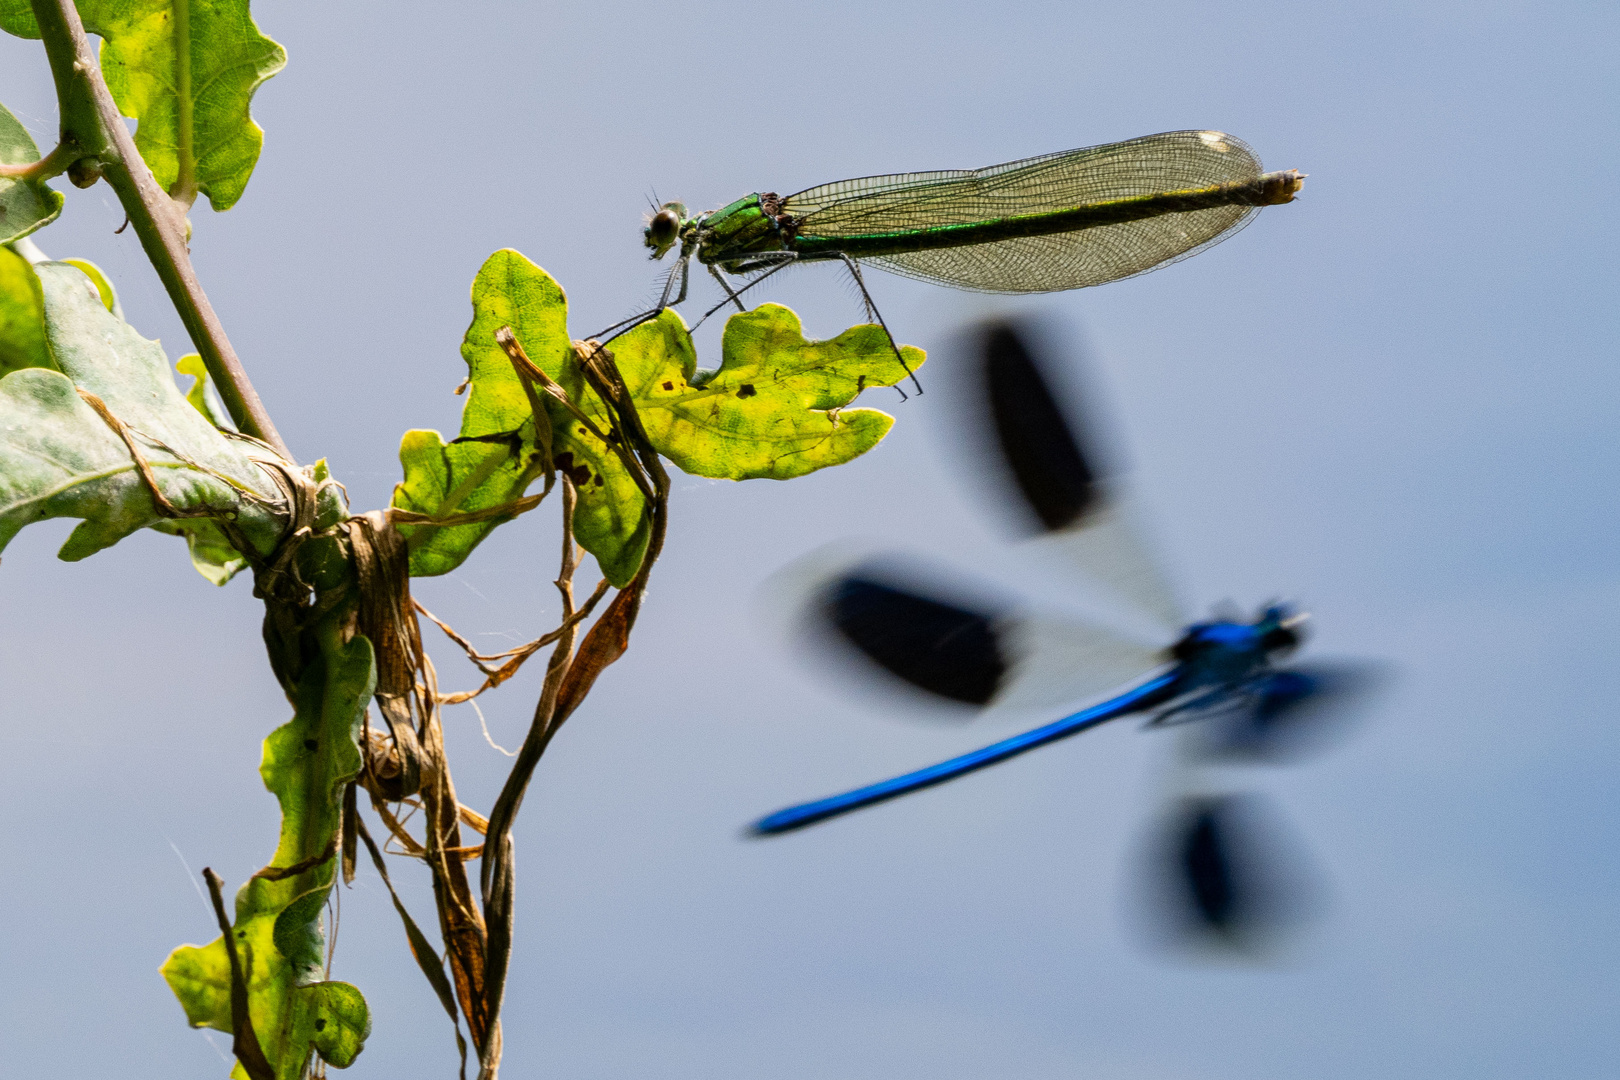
[707,263,749,314]
[688,253,799,330]
[835,253,921,399]
[590,253,694,345]
[690,251,920,400]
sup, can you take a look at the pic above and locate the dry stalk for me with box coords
[357,334,669,1080]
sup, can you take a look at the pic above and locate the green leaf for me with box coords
[1,3,284,208]
[60,257,121,317]
[149,517,248,584]
[144,355,252,585]
[162,618,374,1079]
[396,251,924,585]
[0,261,285,566]
[614,304,923,481]
[0,1,39,37]
[392,428,548,577]
[78,0,286,211]
[0,244,51,375]
[305,980,371,1068]
[455,249,648,585]
[391,249,589,579]
[176,351,234,428]
[0,101,64,244]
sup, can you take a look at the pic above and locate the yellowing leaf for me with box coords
[397,252,924,586]
[392,427,547,577]
[61,257,119,315]
[393,250,652,584]
[613,304,923,481]
[176,351,234,428]
[390,249,560,578]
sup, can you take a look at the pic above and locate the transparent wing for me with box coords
[784,131,1267,293]
[866,210,1258,293]
[1040,499,1187,636]
[786,131,1264,232]
[995,612,1166,712]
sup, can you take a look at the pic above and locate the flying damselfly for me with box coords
[751,320,1377,947]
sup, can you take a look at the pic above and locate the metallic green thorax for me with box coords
[682,171,1303,272]
[682,195,786,265]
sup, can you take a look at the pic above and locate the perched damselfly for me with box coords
[601,131,1304,371]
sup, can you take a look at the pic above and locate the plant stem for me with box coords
[28,0,291,459]
[0,139,73,181]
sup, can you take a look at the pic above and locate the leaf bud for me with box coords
[67,157,102,188]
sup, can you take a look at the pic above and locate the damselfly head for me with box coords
[1257,604,1309,656]
[644,202,687,259]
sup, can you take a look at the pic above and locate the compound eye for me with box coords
[1260,626,1301,655]
[644,207,681,252]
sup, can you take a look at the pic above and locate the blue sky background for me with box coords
[2,1,1617,1076]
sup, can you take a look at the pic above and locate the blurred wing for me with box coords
[1040,501,1186,635]
[823,570,1161,711]
[822,572,1009,706]
[976,320,1186,633]
[980,320,1102,531]
[1142,793,1317,952]
[786,131,1267,293]
[996,612,1165,712]
[1189,660,1392,763]
[1177,796,1250,933]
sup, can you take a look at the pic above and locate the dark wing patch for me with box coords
[823,574,1007,705]
[1178,797,1245,931]
[981,321,1101,531]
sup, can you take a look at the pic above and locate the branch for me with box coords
[471,477,583,1080]
[27,0,291,460]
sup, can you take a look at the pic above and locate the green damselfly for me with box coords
[601,130,1303,389]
